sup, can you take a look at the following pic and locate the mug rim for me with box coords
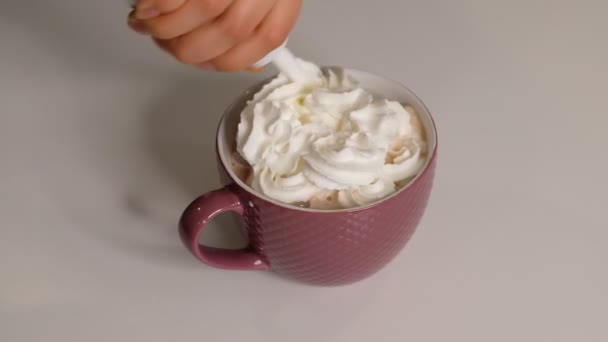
[216,67,438,214]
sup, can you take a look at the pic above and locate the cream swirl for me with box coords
[236,57,426,208]
[337,177,396,208]
[303,132,386,187]
[382,137,426,182]
[250,164,319,204]
[349,99,413,145]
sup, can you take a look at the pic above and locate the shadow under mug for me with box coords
[179,68,438,286]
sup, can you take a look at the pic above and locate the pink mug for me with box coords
[179,69,438,286]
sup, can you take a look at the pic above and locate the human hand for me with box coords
[128,0,302,72]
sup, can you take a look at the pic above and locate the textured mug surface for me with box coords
[179,69,438,286]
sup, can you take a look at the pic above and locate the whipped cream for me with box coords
[236,58,426,208]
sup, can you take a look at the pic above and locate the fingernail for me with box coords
[198,63,215,71]
[136,7,160,19]
[128,18,147,34]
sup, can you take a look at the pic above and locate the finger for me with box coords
[140,0,233,39]
[164,24,233,65]
[209,0,302,71]
[135,0,187,19]
[214,0,276,43]
[164,0,276,65]
[153,38,172,53]
[247,66,266,73]
[127,10,148,34]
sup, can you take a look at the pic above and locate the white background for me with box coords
[1,1,607,341]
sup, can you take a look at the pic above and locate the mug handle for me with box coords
[179,187,269,270]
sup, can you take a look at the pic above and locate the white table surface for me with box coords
[2,1,607,341]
